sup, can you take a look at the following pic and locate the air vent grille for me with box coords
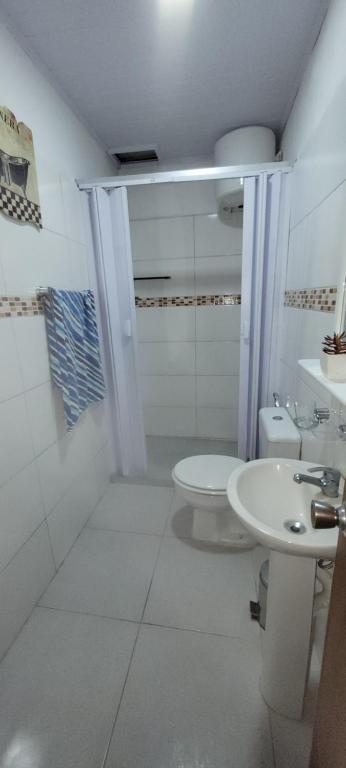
[109,146,159,164]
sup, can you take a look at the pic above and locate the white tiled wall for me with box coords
[0,21,113,659]
[129,182,242,439]
[134,257,195,298]
[277,2,346,669]
[278,0,346,447]
[130,216,194,262]
[278,0,346,663]
[285,183,346,292]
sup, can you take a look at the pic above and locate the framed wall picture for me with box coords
[0,107,41,229]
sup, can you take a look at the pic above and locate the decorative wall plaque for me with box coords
[0,107,41,229]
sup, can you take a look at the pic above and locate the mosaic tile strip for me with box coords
[0,295,43,318]
[0,293,241,318]
[135,294,242,308]
[284,286,337,312]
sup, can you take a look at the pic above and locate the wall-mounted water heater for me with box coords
[214,126,276,223]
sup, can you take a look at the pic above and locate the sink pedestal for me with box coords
[260,551,316,720]
[226,458,338,719]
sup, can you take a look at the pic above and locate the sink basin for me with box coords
[227,458,340,559]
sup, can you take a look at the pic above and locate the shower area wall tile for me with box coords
[141,375,195,407]
[144,406,197,437]
[131,181,242,440]
[128,180,217,220]
[194,212,243,257]
[195,254,242,295]
[138,342,196,376]
[196,305,241,340]
[197,407,239,440]
[196,375,239,409]
[196,341,240,376]
[136,306,195,341]
[131,216,194,261]
[133,258,195,298]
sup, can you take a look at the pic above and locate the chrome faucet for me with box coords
[293,466,341,498]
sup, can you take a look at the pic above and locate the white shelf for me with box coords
[298,359,346,406]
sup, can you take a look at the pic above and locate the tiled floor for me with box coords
[0,476,316,768]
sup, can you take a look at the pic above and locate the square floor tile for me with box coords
[40,528,160,620]
[144,536,258,638]
[105,624,274,768]
[88,483,174,535]
[164,493,194,539]
[0,607,137,768]
[145,456,175,485]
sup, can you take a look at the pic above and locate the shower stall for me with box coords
[127,179,242,480]
[81,162,291,479]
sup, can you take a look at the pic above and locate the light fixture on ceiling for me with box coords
[158,0,194,18]
[159,0,194,7]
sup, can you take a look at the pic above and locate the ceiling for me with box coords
[0,0,329,161]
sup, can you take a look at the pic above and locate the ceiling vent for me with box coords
[108,145,159,165]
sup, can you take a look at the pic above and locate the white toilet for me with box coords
[172,407,301,547]
[172,454,250,546]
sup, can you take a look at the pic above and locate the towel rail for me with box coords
[36,286,48,299]
[133,276,171,281]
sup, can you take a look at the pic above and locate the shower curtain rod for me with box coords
[77,161,291,191]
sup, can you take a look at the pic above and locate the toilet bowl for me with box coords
[172,454,255,547]
[172,408,301,546]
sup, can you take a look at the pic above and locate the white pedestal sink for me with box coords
[227,459,340,720]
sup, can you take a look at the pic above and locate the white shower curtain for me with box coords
[87,186,147,476]
[238,172,290,461]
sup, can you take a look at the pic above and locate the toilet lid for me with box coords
[173,455,244,492]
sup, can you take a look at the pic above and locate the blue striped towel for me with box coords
[43,288,105,429]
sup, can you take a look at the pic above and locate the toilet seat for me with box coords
[172,455,244,495]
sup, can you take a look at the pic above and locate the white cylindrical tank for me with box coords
[258,407,301,459]
[214,126,276,221]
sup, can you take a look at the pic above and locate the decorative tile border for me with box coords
[0,292,241,318]
[284,287,337,312]
[135,294,242,308]
[0,295,43,318]
[1,286,336,317]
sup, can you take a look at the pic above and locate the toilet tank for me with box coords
[258,407,301,459]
